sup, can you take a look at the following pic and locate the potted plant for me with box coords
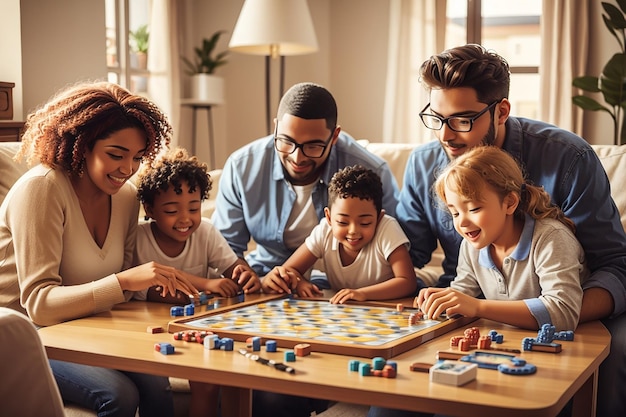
[182,30,229,103]
[572,1,626,145]
[130,24,150,70]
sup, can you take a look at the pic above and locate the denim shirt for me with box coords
[212,132,399,276]
[396,116,626,317]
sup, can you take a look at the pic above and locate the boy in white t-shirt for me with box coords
[262,165,417,304]
[135,147,261,417]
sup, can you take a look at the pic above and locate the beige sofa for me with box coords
[2,140,626,417]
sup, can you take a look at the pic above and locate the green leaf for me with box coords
[603,3,626,28]
[599,53,626,106]
[572,95,614,116]
[573,75,600,92]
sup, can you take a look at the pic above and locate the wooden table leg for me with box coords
[571,370,598,417]
[221,386,252,417]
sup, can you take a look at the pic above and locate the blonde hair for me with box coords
[434,146,575,233]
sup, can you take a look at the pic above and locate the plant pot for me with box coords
[191,74,224,104]
[130,52,148,70]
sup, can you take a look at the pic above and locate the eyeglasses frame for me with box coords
[419,100,501,132]
[273,122,336,159]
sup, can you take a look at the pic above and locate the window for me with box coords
[105,0,151,95]
[445,0,542,119]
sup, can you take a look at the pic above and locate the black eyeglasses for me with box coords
[419,100,500,132]
[273,123,335,158]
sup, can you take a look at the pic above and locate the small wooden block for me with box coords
[410,362,434,373]
[530,342,562,353]
[294,343,311,356]
[147,326,164,334]
[430,360,477,386]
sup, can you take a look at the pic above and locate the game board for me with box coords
[168,295,476,358]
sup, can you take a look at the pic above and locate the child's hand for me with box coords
[231,264,261,293]
[417,287,478,319]
[206,278,241,297]
[295,280,323,298]
[329,288,366,304]
[261,266,299,294]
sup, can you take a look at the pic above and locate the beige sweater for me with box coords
[0,165,137,326]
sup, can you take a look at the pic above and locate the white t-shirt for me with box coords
[304,215,409,290]
[284,182,318,250]
[133,218,238,300]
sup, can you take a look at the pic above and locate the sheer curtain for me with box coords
[146,0,182,147]
[539,0,588,136]
[382,0,446,144]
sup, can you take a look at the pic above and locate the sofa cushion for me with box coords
[592,144,626,231]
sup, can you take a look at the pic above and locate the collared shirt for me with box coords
[453,215,588,331]
[396,116,626,317]
[212,132,400,275]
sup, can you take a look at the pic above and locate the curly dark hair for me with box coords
[420,44,510,104]
[328,165,383,213]
[136,147,212,207]
[17,81,171,173]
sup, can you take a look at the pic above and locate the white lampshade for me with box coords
[229,0,318,58]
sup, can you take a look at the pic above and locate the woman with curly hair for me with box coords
[0,81,196,417]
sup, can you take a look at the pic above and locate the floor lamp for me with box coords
[229,0,318,134]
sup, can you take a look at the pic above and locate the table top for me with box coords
[38,295,610,417]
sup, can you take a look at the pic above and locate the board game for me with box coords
[168,295,476,358]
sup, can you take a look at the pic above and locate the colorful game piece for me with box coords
[284,350,296,362]
[294,343,311,357]
[359,362,372,376]
[265,340,277,352]
[184,303,195,316]
[410,362,434,373]
[170,306,184,317]
[247,336,262,351]
[498,361,537,375]
[429,361,477,386]
[204,334,219,350]
[155,342,175,355]
[349,360,361,372]
[147,326,164,334]
[372,357,386,371]
[220,337,234,351]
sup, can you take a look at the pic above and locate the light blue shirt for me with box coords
[397,116,626,317]
[212,132,399,275]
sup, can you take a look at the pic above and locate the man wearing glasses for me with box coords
[373,44,626,417]
[212,82,398,417]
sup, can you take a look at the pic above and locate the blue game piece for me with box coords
[348,360,361,372]
[265,340,277,352]
[385,360,398,372]
[247,336,261,351]
[359,362,372,376]
[220,337,234,351]
[498,362,537,375]
[198,292,211,305]
[170,306,184,317]
[284,350,296,362]
[372,357,386,371]
[156,342,175,355]
[184,303,195,316]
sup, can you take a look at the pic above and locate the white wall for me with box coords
[17,0,107,117]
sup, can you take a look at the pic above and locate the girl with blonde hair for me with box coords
[416,146,588,331]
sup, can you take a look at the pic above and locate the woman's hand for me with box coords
[116,261,198,297]
[260,266,300,294]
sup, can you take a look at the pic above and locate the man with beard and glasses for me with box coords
[211,82,399,417]
[378,44,626,417]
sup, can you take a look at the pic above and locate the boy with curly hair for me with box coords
[135,147,261,417]
[262,165,416,304]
